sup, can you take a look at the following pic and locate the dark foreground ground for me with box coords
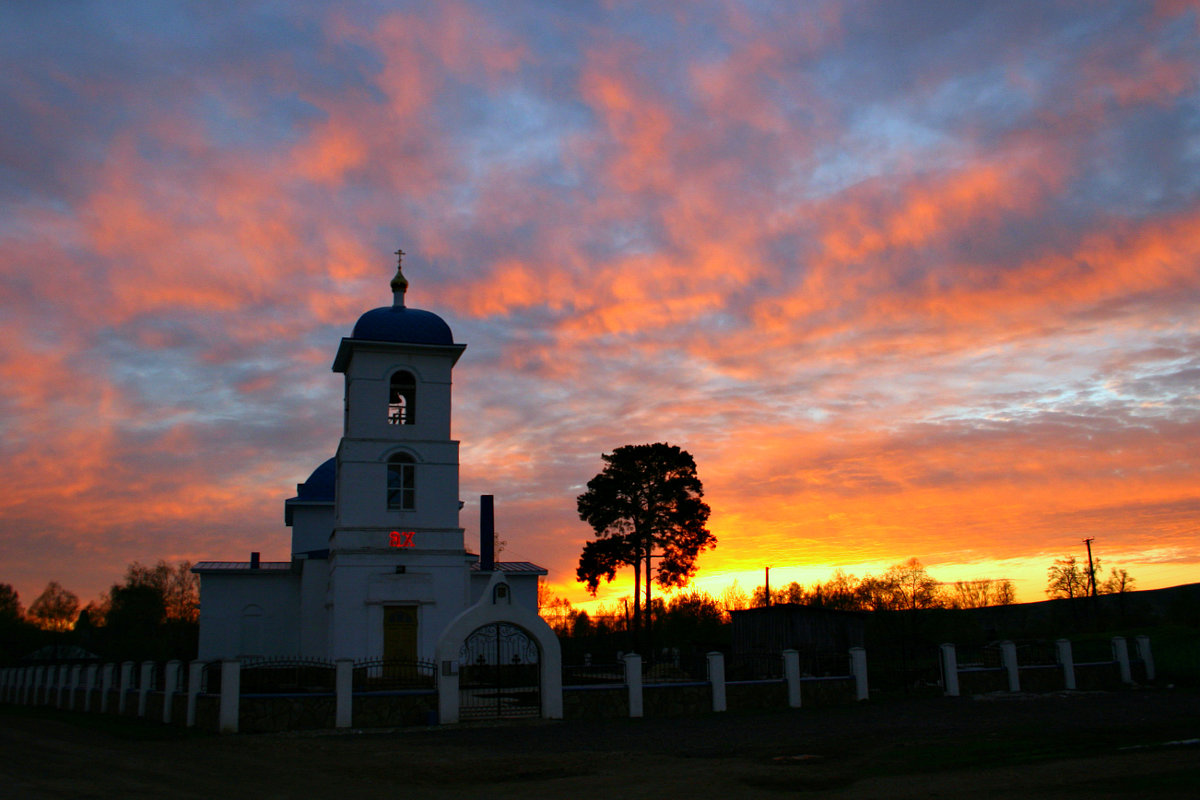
[3,688,1199,799]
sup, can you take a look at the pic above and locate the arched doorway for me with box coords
[458,622,540,720]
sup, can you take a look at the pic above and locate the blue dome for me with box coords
[351,306,454,346]
[296,457,336,502]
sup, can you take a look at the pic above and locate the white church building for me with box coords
[193,255,554,679]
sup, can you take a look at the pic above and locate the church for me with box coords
[193,253,548,664]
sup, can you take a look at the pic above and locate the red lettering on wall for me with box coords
[390,531,415,548]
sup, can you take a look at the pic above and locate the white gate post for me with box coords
[1000,641,1020,692]
[335,659,354,729]
[437,659,460,725]
[163,660,181,723]
[1135,636,1155,681]
[1112,637,1132,684]
[850,647,869,701]
[940,643,960,697]
[782,650,802,708]
[186,660,205,727]
[218,659,241,734]
[707,652,726,713]
[624,653,643,718]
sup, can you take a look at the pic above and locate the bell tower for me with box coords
[327,251,468,659]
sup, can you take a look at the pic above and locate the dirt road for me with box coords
[3,689,1198,799]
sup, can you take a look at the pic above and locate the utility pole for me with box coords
[1083,537,1097,598]
[764,566,771,607]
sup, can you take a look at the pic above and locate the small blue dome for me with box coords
[351,306,454,346]
[296,457,336,501]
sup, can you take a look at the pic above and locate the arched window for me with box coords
[388,371,416,425]
[387,453,416,510]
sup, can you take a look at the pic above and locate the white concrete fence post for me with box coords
[100,663,114,712]
[56,664,70,708]
[163,660,181,724]
[707,652,726,713]
[1056,639,1075,690]
[68,665,82,710]
[117,661,134,713]
[850,647,869,701]
[782,649,802,708]
[84,665,98,713]
[186,660,205,727]
[336,659,354,729]
[1000,641,1020,692]
[624,653,643,718]
[1135,635,1155,681]
[38,665,50,706]
[1112,637,1132,684]
[940,643,960,697]
[218,659,241,734]
[137,662,154,717]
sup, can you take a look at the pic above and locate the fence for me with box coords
[940,635,1153,696]
[6,636,1149,732]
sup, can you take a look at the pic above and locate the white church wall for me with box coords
[196,572,300,660]
[297,558,330,659]
[289,503,334,554]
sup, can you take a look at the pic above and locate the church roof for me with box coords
[332,260,464,372]
[471,561,548,575]
[294,457,336,502]
[350,305,455,346]
[192,561,294,573]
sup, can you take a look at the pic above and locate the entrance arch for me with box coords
[435,574,562,724]
[458,622,540,719]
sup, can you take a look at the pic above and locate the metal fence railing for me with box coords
[240,657,337,694]
[352,659,437,692]
[562,663,625,686]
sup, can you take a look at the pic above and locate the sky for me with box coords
[2,0,1198,614]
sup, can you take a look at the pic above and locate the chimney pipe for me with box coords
[480,495,495,571]
[250,551,260,569]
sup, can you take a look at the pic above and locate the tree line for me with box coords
[544,558,1023,638]
[547,553,1138,631]
[0,560,199,665]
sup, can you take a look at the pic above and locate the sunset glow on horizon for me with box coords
[2,1,1198,614]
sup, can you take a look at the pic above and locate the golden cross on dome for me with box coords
[394,248,406,267]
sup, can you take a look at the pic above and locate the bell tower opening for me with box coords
[388,370,416,425]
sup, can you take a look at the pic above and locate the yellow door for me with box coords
[383,605,418,662]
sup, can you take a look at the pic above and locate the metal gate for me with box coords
[458,622,540,720]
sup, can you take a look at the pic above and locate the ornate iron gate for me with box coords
[458,623,540,720]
